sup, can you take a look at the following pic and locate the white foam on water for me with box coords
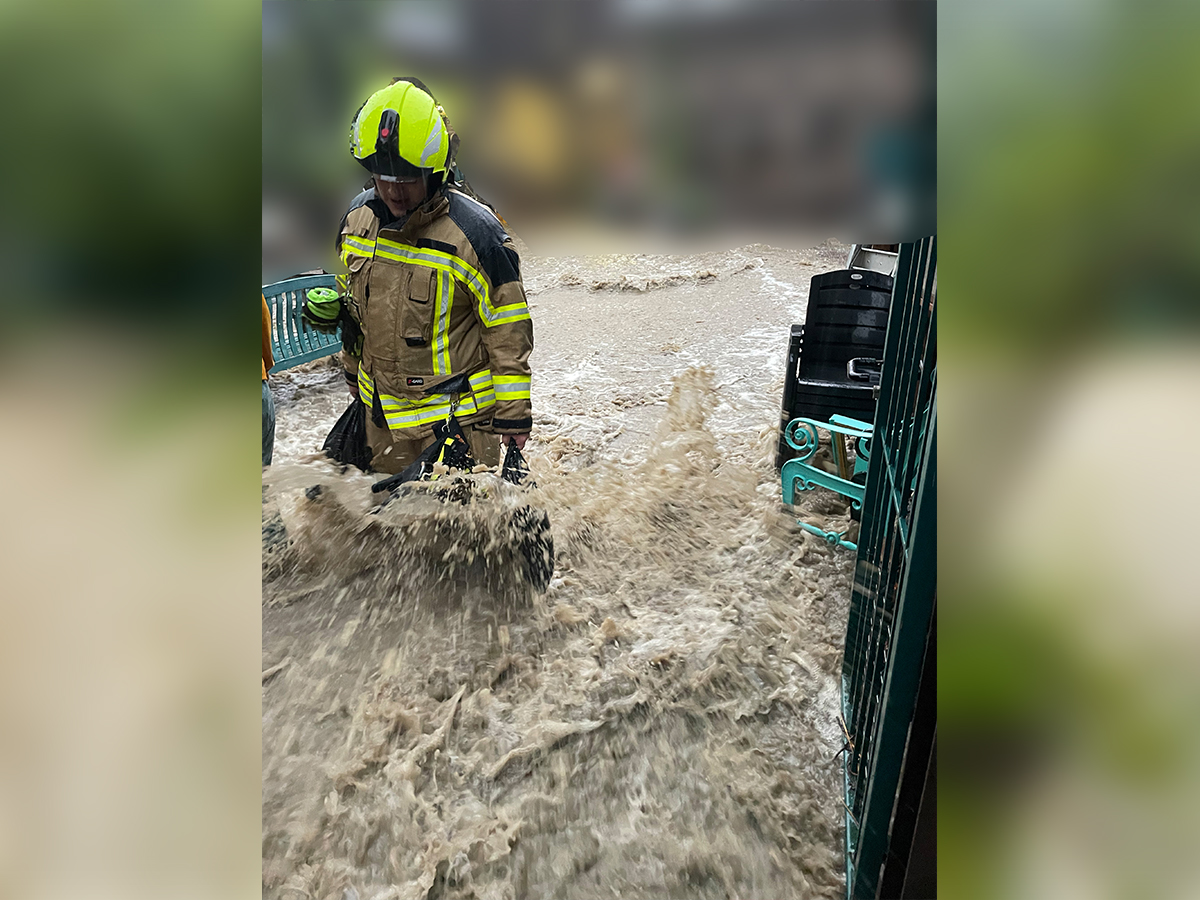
[263,241,856,900]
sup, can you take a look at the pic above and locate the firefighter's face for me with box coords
[374,174,428,217]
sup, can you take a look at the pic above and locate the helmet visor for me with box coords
[373,172,423,184]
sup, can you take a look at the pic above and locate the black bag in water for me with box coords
[322,398,373,471]
[500,440,532,485]
[371,414,476,494]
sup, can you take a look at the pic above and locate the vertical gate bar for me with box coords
[891,239,929,537]
[853,514,898,780]
[905,300,936,515]
[846,241,913,665]
[895,240,936,523]
[875,244,913,484]
[842,236,936,899]
[850,404,936,899]
[855,521,897,808]
[864,526,903,787]
[907,250,936,511]
[846,238,913,785]
[860,245,919,689]
[886,243,920,462]
[878,606,937,899]
[851,519,891,768]
[891,239,929,529]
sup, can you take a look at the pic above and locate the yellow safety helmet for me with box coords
[349,79,452,182]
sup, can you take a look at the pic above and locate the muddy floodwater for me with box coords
[263,240,858,900]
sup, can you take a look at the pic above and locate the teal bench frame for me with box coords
[780,413,874,551]
[264,274,342,374]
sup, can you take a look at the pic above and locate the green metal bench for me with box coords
[780,413,873,550]
[263,274,342,374]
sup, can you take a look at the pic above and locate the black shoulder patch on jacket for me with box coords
[447,190,521,287]
[336,189,397,249]
[414,237,458,256]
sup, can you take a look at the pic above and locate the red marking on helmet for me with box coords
[381,128,390,136]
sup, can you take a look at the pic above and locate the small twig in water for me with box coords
[837,714,854,750]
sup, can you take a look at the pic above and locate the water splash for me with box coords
[264,243,856,900]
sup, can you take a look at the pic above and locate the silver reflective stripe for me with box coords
[358,367,497,430]
[431,270,454,374]
[419,116,445,166]
[374,237,530,328]
[344,236,375,253]
[493,375,531,400]
[380,389,497,428]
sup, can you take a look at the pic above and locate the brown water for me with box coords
[263,241,856,900]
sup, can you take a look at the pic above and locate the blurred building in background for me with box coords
[263,0,934,281]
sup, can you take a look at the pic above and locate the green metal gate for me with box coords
[842,236,937,899]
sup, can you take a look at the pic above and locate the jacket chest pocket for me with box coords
[346,261,370,325]
[340,227,375,323]
[368,261,436,348]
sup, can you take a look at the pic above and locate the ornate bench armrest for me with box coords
[780,415,873,514]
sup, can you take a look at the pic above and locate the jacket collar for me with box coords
[378,189,449,237]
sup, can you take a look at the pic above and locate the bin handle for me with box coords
[847,357,882,382]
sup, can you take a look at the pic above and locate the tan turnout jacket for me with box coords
[336,187,533,441]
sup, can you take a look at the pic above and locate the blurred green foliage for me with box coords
[0,0,260,343]
[0,7,263,891]
[941,3,1200,897]
[1,1,1196,896]
[942,2,1200,357]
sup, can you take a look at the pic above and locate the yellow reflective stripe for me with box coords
[431,271,453,375]
[339,235,376,268]
[493,375,531,400]
[483,303,532,326]
[374,237,530,328]
[344,235,376,255]
[357,367,497,430]
[374,238,484,304]
[378,390,497,429]
[467,369,495,393]
[358,367,373,406]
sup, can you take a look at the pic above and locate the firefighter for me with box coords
[319,77,533,474]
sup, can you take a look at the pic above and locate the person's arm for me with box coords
[474,238,533,445]
[334,206,376,396]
